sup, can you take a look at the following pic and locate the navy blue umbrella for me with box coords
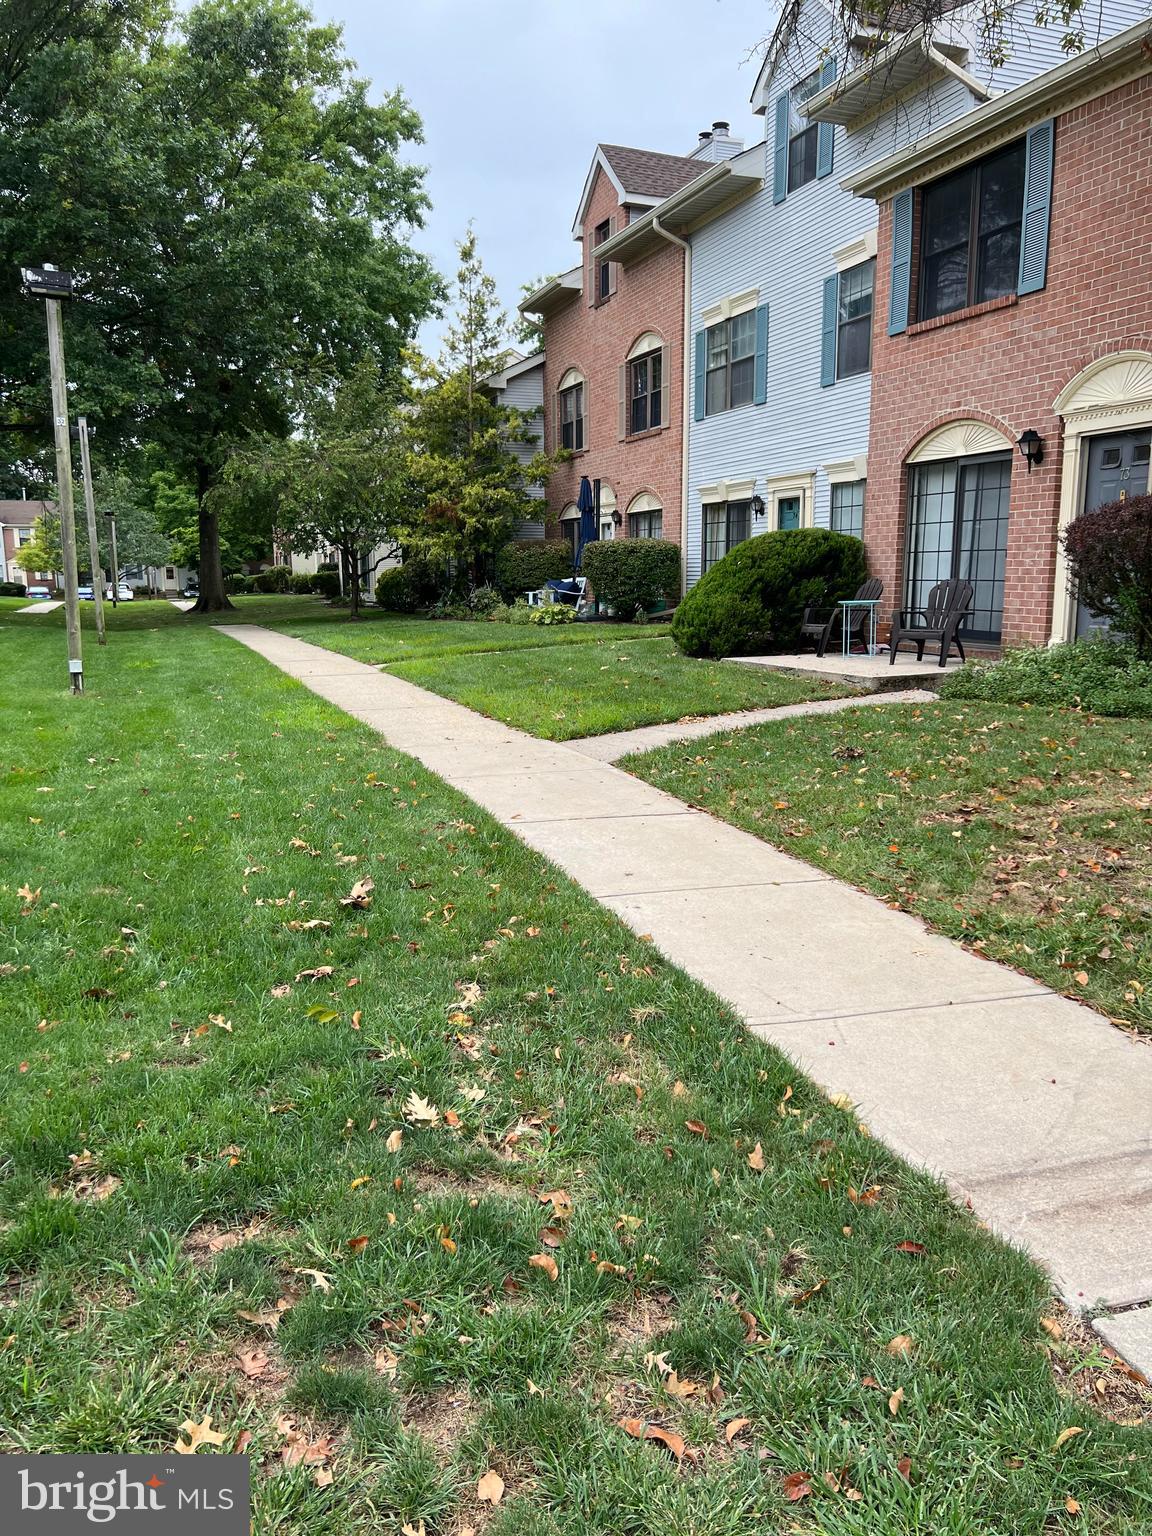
[575,475,598,570]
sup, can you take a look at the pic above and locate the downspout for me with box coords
[651,214,691,599]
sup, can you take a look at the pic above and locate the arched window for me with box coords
[556,369,586,452]
[626,491,663,540]
[620,334,667,438]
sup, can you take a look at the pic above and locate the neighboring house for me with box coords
[479,350,547,539]
[521,126,744,557]
[0,499,56,587]
[845,15,1151,648]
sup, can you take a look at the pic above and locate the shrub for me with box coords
[254,564,291,593]
[672,528,868,659]
[504,600,534,625]
[581,539,680,620]
[289,572,315,595]
[941,637,1152,718]
[228,573,256,594]
[494,539,573,601]
[0,580,27,597]
[529,601,576,625]
[312,570,341,599]
[375,565,420,612]
[468,584,504,616]
[1063,493,1152,657]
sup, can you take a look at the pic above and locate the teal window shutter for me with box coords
[820,274,838,387]
[887,188,913,335]
[694,329,706,421]
[772,93,789,205]
[816,57,836,179]
[1018,119,1054,296]
[752,304,769,405]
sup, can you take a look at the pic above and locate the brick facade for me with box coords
[865,70,1152,647]
[542,166,686,548]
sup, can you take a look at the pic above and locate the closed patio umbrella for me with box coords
[575,475,598,571]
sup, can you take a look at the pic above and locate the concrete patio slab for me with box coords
[218,624,1152,1330]
[1095,1306,1152,1380]
[730,651,964,693]
[604,881,1042,1021]
[568,689,940,761]
[16,600,63,613]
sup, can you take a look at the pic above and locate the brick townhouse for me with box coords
[849,20,1152,648]
[0,499,56,587]
[520,126,744,559]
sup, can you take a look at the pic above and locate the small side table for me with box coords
[839,598,881,657]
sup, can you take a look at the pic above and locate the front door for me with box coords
[777,495,801,530]
[1076,429,1151,637]
[906,453,1011,644]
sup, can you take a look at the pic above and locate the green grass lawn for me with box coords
[384,639,853,741]
[627,699,1152,1034]
[2,627,1150,1533]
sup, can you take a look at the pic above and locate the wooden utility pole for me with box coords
[107,514,120,607]
[44,291,83,692]
[76,415,106,644]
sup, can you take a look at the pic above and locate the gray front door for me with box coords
[1076,430,1151,636]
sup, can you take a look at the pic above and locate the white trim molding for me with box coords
[832,231,878,272]
[557,367,585,393]
[559,502,581,522]
[626,490,662,516]
[906,419,1014,463]
[823,454,869,485]
[1050,350,1152,645]
[697,477,757,504]
[762,469,816,530]
[700,288,760,327]
[627,330,664,361]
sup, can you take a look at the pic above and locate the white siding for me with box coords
[500,363,546,501]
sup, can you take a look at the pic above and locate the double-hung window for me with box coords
[830,480,865,539]
[629,508,663,539]
[628,349,663,435]
[787,70,822,193]
[837,260,874,378]
[705,312,756,415]
[558,381,585,451]
[919,141,1026,320]
[703,499,751,572]
[594,219,613,304]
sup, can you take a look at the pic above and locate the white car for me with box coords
[25,585,53,600]
[105,584,134,601]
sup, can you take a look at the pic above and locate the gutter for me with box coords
[651,215,692,599]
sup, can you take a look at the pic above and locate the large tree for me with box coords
[225,359,407,620]
[0,0,441,609]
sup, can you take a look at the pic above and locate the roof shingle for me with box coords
[598,144,707,201]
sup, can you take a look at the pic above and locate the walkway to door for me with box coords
[219,624,1152,1372]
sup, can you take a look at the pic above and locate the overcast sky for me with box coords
[311,0,776,352]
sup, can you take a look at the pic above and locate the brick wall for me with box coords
[542,167,686,549]
[866,71,1152,647]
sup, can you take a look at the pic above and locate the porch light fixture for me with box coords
[1016,428,1044,473]
[612,509,623,527]
[751,494,766,518]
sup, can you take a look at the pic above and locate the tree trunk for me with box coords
[346,544,361,620]
[190,463,233,613]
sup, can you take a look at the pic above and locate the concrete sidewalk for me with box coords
[220,625,1152,1363]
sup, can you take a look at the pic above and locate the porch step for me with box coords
[726,652,968,693]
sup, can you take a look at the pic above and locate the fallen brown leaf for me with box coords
[476,1469,505,1505]
[1054,1426,1084,1450]
[724,1417,751,1444]
[747,1142,765,1171]
[234,1347,269,1379]
[886,1334,915,1356]
[782,1471,812,1501]
[528,1252,558,1282]
[888,1386,905,1416]
[340,877,375,909]
[174,1414,227,1454]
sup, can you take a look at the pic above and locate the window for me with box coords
[837,260,874,379]
[628,349,663,435]
[629,508,663,539]
[787,71,822,193]
[703,500,751,571]
[830,480,865,539]
[558,380,585,451]
[594,219,612,303]
[919,141,1026,321]
[906,455,1010,641]
[705,312,756,415]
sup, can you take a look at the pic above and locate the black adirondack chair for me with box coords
[800,578,884,658]
[889,578,973,667]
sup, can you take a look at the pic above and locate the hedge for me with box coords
[581,539,680,620]
[312,570,341,599]
[254,564,291,593]
[672,528,868,659]
[0,581,27,597]
[493,539,573,601]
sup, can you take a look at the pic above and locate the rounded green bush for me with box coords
[228,573,256,594]
[375,565,420,612]
[671,528,868,659]
[289,571,315,595]
[312,569,341,599]
[254,564,291,594]
[581,539,680,620]
[493,539,573,602]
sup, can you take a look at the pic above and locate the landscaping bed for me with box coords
[3,628,1149,1531]
[627,699,1152,1033]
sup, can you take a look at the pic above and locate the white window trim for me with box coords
[698,477,757,503]
[699,288,760,328]
[823,454,869,485]
[627,331,664,361]
[761,470,816,530]
[559,503,581,522]
[832,230,878,272]
[627,491,662,516]
[557,367,585,393]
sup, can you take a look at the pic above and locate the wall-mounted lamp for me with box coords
[1016,429,1044,474]
[611,509,623,527]
[751,494,766,518]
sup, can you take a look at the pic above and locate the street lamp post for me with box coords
[21,264,83,692]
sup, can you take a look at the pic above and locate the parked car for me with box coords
[181,583,199,598]
[105,584,134,601]
[78,585,94,600]
[25,585,52,600]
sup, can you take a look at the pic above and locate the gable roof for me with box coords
[571,144,706,236]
